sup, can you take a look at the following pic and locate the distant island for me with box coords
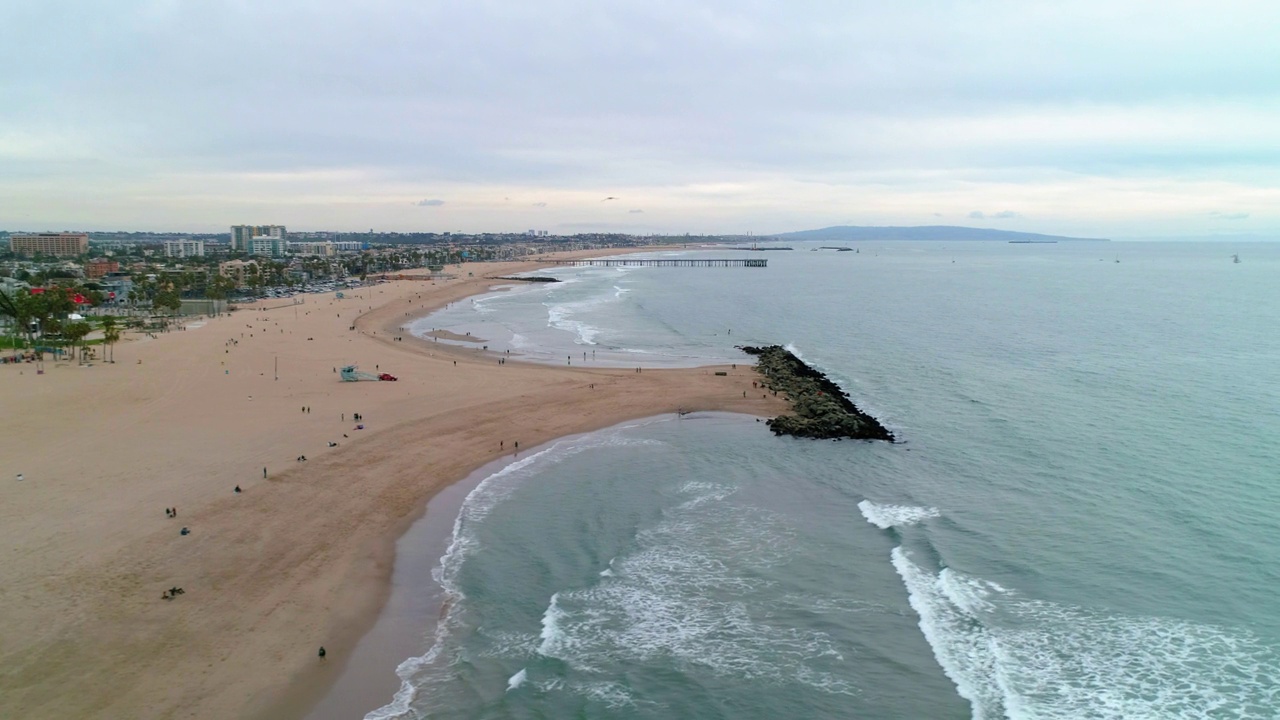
[770,225,1109,243]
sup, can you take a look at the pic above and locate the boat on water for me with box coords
[1233,254,1241,264]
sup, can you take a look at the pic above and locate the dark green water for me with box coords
[371,241,1280,719]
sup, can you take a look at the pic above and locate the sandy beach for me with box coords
[0,251,786,719]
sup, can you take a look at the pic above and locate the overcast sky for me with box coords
[2,0,1277,237]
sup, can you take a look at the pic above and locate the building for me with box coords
[218,259,259,288]
[331,241,365,252]
[10,232,89,257]
[164,239,206,258]
[248,236,288,257]
[289,241,336,256]
[230,225,286,252]
[98,272,134,304]
[84,259,120,279]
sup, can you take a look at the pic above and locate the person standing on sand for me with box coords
[318,646,326,660]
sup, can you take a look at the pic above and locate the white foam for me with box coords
[364,428,665,720]
[889,547,1280,720]
[529,482,855,699]
[858,500,940,529]
[546,304,600,346]
[506,668,527,691]
[538,592,568,656]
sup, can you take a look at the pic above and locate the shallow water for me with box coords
[369,241,1280,719]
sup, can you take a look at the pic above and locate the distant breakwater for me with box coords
[490,275,560,283]
[740,345,895,442]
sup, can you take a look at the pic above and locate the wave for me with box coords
[891,547,1280,719]
[530,481,855,700]
[506,668,527,691]
[857,500,940,529]
[363,430,664,720]
[546,303,600,346]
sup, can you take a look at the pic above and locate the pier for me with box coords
[547,258,767,268]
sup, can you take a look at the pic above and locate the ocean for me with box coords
[365,240,1280,719]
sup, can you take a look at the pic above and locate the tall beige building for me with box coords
[10,232,89,257]
[230,225,286,252]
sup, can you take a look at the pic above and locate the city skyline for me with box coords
[2,1,1277,239]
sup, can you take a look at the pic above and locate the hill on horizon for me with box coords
[770,225,1109,242]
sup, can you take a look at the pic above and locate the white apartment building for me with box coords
[249,236,288,257]
[230,225,286,252]
[164,239,206,258]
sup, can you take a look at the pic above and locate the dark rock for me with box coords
[739,345,895,442]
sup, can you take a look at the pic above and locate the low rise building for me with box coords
[289,241,336,256]
[98,272,133,303]
[218,259,258,288]
[85,259,120,278]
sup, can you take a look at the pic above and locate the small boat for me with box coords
[1115,256,1120,263]
[1233,254,1241,264]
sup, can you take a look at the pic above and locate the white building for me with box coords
[164,239,206,258]
[230,225,286,252]
[249,236,288,257]
[289,241,336,256]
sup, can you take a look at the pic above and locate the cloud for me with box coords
[991,210,1022,219]
[1209,211,1249,220]
[3,2,1279,236]
[415,199,445,207]
[532,202,547,207]
[969,210,1021,220]
[628,209,644,213]
[968,211,985,219]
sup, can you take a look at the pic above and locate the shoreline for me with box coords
[0,247,787,720]
[302,413,727,719]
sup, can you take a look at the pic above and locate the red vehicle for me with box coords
[378,373,398,381]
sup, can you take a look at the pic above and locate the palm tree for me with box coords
[64,321,91,364]
[101,315,120,363]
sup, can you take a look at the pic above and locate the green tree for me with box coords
[101,315,121,363]
[153,289,182,315]
[64,320,91,364]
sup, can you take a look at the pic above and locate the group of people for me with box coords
[161,587,185,600]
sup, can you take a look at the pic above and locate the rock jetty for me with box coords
[490,275,560,283]
[740,345,895,442]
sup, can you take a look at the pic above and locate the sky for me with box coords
[2,0,1278,238]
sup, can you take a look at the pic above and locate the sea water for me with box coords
[371,241,1280,719]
